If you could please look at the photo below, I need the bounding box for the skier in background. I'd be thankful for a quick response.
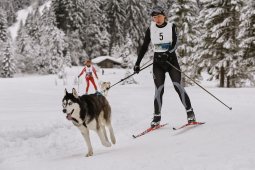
[133,5,196,127]
[78,59,98,94]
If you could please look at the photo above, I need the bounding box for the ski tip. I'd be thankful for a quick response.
[132,135,136,138]
[172,121,205,131]
[196,122,206,125]
[188,121,206,125]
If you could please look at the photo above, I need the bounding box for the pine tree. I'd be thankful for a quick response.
[0,8,8,42]
[0,8,8,74]
[239,0,255,59]
[193,1,217,82]
[70,0,86,32]
[1,42,15,78]
[24,9,41,42]
[52,0,86,33]
[168,0,199,86]
[0,0,16,26]
[37,6,68,74]
[124,0,148,53]
[15,20,39,73]
[81,0,109,58]
[105,0,126,55]
[236,0,255,86]
[100,29,110,56]
[192,1,210,82]
[85,24,105,58]
[196,0,242,87]
[52,0,70,32]
[65,30,84,65]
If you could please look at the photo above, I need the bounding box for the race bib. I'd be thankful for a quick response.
[150,22,173,52]
[154,43,171,51]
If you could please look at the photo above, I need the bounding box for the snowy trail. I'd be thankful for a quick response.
[1,67,255,170]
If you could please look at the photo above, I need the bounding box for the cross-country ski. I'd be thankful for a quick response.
[132,123,168,138]
[172,122,205,131]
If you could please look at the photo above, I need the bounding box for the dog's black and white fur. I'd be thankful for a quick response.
[62,88,116,157]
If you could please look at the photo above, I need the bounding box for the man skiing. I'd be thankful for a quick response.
[133,5,196,128]
[78,60,98,94]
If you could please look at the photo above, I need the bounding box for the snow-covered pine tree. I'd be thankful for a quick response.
[157,0,175,10]
[197,0,243,87]
[168,0,199,86]
[15,20,40,73]
[9,0,31,11]
[50,6,69,71]
[65,30,84,66]
[67,0,86,32]
[222,0,243,88]
[236,0,255,86]
[124,0,148,54]
[192,1,210,82]
[193,2,218,82]
[85,24,105,58]
[52,0,86,33]
[37,6,68,74]
[0,0,17,26]
[52,0,70,32]
[81,0,109,58]
[105,0,126,56]
[0,8,8,42]
[0,8,9,74]
[1,41,15,78]
[24,8,40,42]
[239,0,255,59]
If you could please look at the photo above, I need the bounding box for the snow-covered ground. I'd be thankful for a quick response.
[0,66,255,170]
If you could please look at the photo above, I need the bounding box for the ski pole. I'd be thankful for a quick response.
[106,62,153,91]
[77,77,80,94]
[166,61,232,110]
[77,65,80,94]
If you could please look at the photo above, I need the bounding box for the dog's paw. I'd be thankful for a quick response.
[85,151,93,157]
[103,142,111,147]
[111,138,116,145]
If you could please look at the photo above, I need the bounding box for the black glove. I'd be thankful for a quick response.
[133,65,140,74]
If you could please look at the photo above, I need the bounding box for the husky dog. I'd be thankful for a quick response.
[100,81,111,97]
[62,88,116,157]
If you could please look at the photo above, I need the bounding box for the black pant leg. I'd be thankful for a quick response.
[167,55,192,110]
[153,63,166,114]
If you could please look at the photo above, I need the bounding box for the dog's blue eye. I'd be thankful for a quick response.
[68,102,73,106]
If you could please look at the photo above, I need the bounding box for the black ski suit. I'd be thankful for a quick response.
[135,22,193,114]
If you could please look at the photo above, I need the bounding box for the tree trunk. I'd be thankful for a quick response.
[219,66,225,87]
[108,38,113,56]
[227,76,230,88]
